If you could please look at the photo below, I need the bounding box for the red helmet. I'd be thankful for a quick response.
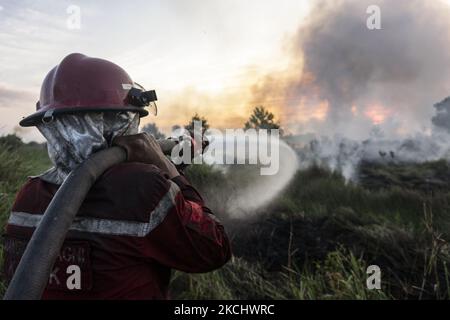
[19,53,157,127]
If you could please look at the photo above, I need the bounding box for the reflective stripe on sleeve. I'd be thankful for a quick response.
[8,181,180,237]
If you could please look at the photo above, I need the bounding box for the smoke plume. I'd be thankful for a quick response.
[252,0,450,137]
[432,97,450,134]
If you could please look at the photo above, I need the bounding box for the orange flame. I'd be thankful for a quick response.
[364,104,391,125]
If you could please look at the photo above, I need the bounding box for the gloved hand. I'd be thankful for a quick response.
[112,132,180,179]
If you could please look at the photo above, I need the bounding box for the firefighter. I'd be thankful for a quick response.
[2,53,232,299]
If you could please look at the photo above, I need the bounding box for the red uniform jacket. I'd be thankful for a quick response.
[2,162,231,299]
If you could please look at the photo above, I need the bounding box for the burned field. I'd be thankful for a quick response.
[175,161,450,300]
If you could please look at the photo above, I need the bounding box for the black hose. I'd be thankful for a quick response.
[4,147,127,300]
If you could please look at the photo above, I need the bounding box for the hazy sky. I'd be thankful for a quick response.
[3,0,450,143]
[0,0,310,141]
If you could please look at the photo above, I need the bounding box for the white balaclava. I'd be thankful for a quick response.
[36,111,140,185]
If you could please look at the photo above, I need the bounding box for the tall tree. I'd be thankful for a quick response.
[185,113,210,134]
[244,106,282,134]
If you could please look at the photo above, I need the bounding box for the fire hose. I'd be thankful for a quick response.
[4,138,183,300]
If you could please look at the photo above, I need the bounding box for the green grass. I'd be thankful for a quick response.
[0,137,51,296]
[171,258,286,300]
[170,249,391,300]
[273,166,450,237]
[1,134,450,299]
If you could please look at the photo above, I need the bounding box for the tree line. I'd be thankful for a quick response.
[141,106,282,139]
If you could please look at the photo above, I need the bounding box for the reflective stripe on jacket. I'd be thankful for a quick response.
[2,162,232,299]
